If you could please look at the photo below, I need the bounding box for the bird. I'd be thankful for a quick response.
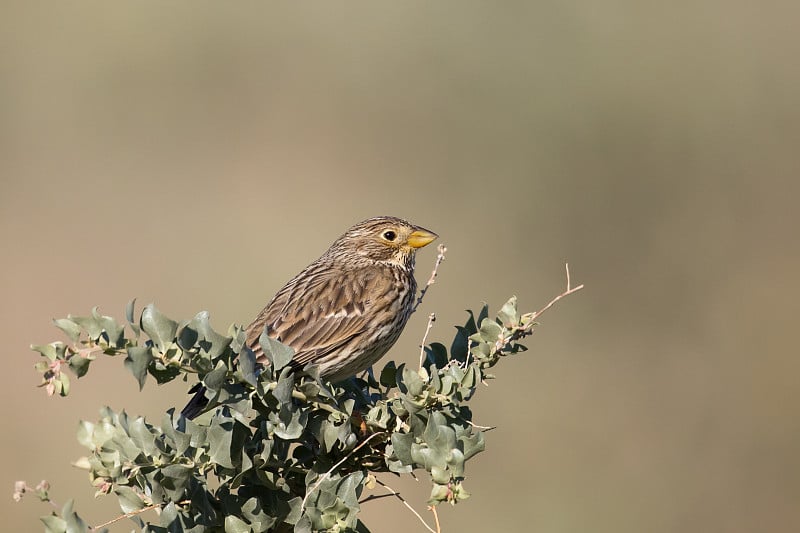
[181,216,438,419]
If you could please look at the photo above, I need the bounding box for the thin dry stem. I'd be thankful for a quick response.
[301,431,386,511]
[91,500,189,530]
[529,263,584,323]
[464,419,496,432]
[428,504,442,533]
[413,244,447,313]
[418,312,436,368]
[374,478,437,533]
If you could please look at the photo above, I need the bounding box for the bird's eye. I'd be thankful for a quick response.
[382,230,397,241]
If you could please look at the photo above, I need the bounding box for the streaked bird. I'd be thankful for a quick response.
[181,216,438,419]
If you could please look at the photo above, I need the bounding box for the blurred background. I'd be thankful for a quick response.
[2,2,798,532]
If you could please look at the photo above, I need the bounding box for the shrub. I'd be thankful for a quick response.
[18,260,581,532]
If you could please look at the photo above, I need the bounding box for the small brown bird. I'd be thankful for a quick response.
[181,216,438,419]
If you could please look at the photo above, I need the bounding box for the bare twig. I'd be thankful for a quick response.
[461,263,583,372]
[528,263,584,323]
[464,419,496,432]
[301,432,386,511]
[413,244,447,313]
[418,312,436,368]
[428,504,442,533]
[91,500,189,530]
[374,478,437,533]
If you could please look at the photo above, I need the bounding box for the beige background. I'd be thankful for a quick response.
[2,2,798,532]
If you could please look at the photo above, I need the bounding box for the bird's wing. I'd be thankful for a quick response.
[245,265,398,367]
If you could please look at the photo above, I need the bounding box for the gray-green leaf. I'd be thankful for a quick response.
[259,332,294,371]
[140,304,178,352]
[124,346,153,390]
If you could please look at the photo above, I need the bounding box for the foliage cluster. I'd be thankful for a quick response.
[24,293,558,532]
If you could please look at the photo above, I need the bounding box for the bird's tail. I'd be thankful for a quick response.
[180,383,210,420]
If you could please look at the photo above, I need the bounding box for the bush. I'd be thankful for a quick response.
[18,266,581,532]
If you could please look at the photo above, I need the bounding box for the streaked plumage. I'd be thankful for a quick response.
[181,216,437,419]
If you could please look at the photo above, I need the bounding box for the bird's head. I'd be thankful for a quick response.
[328,216,438,269]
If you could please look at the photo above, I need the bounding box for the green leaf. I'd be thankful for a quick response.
[428,483,450,504]
[398,364,426,396]
[161,411,192,455]
[159,501,179,528]
[115,486,146,514]
[124,346,153,390]
[239,346,257,386]
[458,365,480,399]
[53,318,81,342]
[272,367,294,405]
[40,515,67,533]
[335,471,365,508]
[285,497,303,525]
[32,343,63,362]
[474,318,503,344]
[259,332,294,371]
[125,298,141,337]
[390,432,414,466]
[496,296,519,327]
[61,499,90,533]
[128,417,159,457]
[471,341,491,360]
[140,304,178,352]
[451,480,471,503]
[364,403,390,431]
[408,412,460,485]
[58,373,70,396]
[430,464,450,485]
[69,311,104,340]
[68,355,92,378]
[76,421,94,449]
[92,307,125,347]
[240,496,275,532]
[160,464,193,500]
[208,419,235,469]
[274,404,306,440]
[319,420,339,452]
[224,515,250,533]
[203,360,229,391]
[294,516,313,533]
[460,430,485,461]
[190,311,232,360]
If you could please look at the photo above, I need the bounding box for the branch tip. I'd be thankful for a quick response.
[419,312,437,369]
[413,244,447,313]
[529,263,584,322]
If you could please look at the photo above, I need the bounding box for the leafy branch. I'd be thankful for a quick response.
[18,259,582,532]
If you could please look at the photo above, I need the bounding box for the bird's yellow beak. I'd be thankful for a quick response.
[406,228,438,249]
